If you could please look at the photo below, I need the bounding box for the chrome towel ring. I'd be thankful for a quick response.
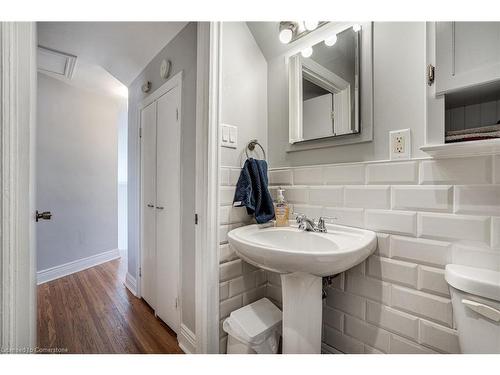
[245,139,266,160]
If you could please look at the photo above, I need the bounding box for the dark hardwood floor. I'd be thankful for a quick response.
[37,256,183,354]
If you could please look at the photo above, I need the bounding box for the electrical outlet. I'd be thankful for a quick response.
[389,129,411,160]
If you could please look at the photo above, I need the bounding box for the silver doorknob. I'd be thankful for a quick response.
[36,210,52,222]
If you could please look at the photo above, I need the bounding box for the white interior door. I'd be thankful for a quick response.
[155,85,181,333]
[140,101,157,309]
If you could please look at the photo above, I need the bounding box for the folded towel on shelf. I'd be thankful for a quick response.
[233,158,275,224]
[445,124,500,143]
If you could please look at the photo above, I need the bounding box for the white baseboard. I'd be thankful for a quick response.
[125,272,138,296]
[37,248,120,285]
[178,324,196,354]
[119,248,127,258]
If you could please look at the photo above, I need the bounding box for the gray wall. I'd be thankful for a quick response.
[128,22,197,332]
[221,22,268,167]
[37,73,124,271]
[267,22,427,167]
[218,22,269,353]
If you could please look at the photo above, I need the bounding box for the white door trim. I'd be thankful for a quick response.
[194,21,221,354]
[0,22,37,351]
[137,71,183,332]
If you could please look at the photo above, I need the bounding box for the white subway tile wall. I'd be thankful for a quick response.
[419,156,492,185]
[366,161,419,184]
[391,185,453,212]
[262,155,498,354]
[494,155,500,184]
[218,167,269,353]
[344,186,391,209]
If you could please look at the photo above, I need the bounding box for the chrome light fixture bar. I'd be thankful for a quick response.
[278,21,328,44]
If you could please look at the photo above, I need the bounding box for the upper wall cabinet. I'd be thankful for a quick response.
[435,22,500,95]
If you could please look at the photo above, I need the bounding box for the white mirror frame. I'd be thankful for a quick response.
[285,22,373,152]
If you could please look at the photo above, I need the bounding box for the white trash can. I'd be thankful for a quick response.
[223,298,282,354]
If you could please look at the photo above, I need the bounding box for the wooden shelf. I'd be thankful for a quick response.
[420,138,500,158]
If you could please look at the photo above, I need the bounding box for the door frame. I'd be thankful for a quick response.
[194,21,221,354]
[0,22,37,350]
[137,70,183,332]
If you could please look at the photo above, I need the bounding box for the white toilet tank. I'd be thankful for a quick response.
[445,264,500,354]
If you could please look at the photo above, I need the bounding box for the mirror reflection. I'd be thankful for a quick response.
[289,25,360,143]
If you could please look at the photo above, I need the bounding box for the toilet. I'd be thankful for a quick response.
[445,264,500,353]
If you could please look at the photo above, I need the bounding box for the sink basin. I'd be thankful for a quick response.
[228,222,377,354]
[228,223,377,276]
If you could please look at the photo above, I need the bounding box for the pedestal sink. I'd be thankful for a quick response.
[228,222,377,354]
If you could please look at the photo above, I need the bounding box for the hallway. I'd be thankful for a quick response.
[37,257,183,354]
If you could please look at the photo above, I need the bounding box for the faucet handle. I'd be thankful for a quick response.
[317,216,338,232]
[294,212,306,223]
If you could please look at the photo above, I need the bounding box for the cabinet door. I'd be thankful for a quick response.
[140,101,158,309]
[436,22,500,94]
[155,85,181,333]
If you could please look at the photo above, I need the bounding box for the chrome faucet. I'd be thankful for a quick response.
[295,213,337,233]
[296,214,317,232]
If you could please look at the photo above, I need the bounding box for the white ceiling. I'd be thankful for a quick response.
[37,22,188,86]
[246,22,289,61]
[40,58,129,99]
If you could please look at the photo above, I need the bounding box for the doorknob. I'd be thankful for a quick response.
[36,210,52,222]
[147,204,154,208]
[156,206,164,210]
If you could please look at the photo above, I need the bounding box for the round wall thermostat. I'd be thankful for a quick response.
[160,59,172,79]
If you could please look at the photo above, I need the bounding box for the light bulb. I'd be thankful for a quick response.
[324,34,338,47]
[352,24,361,32]
[301,47,313,58]
[279,28,293,44]
[303,21,319,31]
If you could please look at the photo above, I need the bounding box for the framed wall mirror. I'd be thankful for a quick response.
[288,23,372,147]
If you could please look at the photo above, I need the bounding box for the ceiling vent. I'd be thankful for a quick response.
[37,46,77,79]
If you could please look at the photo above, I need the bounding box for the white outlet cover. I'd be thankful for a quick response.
[389,129,411,160]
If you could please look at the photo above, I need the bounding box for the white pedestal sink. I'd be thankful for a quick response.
[228,223,377,354]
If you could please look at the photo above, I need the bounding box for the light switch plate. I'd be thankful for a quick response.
[220,123,237,149]
[389,129,411,160]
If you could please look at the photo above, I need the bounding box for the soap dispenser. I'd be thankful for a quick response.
[274,187,290,227]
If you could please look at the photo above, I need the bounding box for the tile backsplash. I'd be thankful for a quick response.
[219,154,500,354]
[218,166,267,353]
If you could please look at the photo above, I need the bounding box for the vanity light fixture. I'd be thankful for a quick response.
[303,21,319,31]
[279,28,293,44]
[352,23,361,32]
[324,34,338,47]
[278,21,327,44]
[279,21,296,44]
[301,47,313,58]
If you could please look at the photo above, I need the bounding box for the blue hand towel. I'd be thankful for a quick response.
[233,158,275,224]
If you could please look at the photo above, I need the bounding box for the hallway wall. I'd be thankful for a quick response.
[118,105,128,252]
[36,73,126,274]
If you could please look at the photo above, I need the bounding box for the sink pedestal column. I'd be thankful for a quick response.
[280,272,322,354]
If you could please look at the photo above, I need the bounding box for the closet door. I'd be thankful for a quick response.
[155,85,181,333]
[140,101,157,309]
